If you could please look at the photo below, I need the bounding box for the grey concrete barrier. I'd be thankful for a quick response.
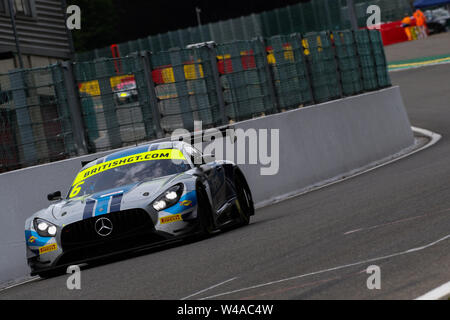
[231,86,414,206]
[0,86,414,286]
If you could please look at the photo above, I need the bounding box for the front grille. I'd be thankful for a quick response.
[61,209,153,252]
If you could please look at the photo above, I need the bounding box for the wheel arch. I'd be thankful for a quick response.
[232,166,255,216]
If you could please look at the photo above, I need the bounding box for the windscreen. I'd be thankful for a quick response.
[67,149,190,199]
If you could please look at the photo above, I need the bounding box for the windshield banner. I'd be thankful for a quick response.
[72,149,186,186]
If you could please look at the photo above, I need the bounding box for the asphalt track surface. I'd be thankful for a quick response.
[1,63,450,300]
[384,32,450,62]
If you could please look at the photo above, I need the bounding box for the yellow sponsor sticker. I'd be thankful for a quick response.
[159,214,182,225]
[180,200,192,207]
[39,243,58,255]
[72,149,186,187]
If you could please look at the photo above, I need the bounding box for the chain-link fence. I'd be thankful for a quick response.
[0,28,390,173]
[216,39,275,121]
[266,34,313,111]
[75,0,412,62]
[151,47,221,133]
[73,56,159,152]
[0,65,76,173]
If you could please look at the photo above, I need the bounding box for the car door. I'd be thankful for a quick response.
[185,145,227,213]
[204,162,227,213]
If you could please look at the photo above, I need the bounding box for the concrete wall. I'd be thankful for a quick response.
[233,86,414,206]
[0,86,414,285]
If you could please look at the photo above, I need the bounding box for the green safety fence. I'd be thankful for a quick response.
[368,29,391,88]
[75,0,411,62]
[266,34,313,110]
[0,65,75,173]
[151,47,221,133]
[0,28,391,173]
[216,40,274,121]
[73,56,157,152]
[304,31,342,103]
[354,29,378,91]
[333,30,363,96]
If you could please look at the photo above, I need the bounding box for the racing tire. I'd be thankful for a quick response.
[233,170,254,226]
[196,184,215,237]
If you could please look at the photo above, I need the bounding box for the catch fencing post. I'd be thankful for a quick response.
[352,30,365,93]
[8,70,37,165]
[60,61,88,155]
[295,33,316,105]
[206,43,228,125]
[367,30,381,89]
[169,49,194,131]
[330,31,344,98]
[141,51,164,138]
[257,36,279,114]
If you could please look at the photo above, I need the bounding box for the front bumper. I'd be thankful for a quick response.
[27,207,199,275]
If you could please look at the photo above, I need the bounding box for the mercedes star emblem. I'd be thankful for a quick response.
[95,217,113,236]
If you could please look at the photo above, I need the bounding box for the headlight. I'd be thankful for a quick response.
[34,218,58,237]
[152,184,183,211]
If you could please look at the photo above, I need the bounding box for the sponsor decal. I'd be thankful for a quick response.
[25,230,50,247]
[180,200,193,207]
[71,149,186,188]
[39,243,58,255]
[165,191,197,214]
[94,195,111,217]
[160,214,182,224]
[82,188,129,220]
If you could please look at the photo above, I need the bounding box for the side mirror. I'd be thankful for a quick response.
[192,167,204,177]
[47,191,62,201]
[192,164,212,177]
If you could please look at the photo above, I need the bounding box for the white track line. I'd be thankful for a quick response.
[256,126,442,209]
[198,234,450,300]
[180,277,238,300]
[0,277,40,292]
[389,60,450,73]
[416,281,450,300]
[1,127,442,292]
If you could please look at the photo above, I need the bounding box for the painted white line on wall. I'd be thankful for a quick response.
[416,281,450,300]
[180,277,238,300]
[198,234,450,300]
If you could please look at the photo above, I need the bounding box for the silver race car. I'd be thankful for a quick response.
[24,141,254,278]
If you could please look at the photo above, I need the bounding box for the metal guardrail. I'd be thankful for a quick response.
[0,29,390,173]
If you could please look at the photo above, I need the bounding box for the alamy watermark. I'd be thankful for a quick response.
[171,121,280,176]
[66,265,81,290]
[66,5,81,30]
[366,5,381,30]
[366,265,381,290]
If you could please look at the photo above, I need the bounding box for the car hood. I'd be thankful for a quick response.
[46,174,182,225]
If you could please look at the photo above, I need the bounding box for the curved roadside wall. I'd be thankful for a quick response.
[0,86,414,286]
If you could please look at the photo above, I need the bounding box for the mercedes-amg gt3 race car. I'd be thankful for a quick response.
[25,141,254,278]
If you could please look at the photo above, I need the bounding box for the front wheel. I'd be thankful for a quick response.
[196,185,215,236]
[234,171,254,226]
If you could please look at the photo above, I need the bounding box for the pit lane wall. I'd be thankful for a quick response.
[0,86,414,285]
